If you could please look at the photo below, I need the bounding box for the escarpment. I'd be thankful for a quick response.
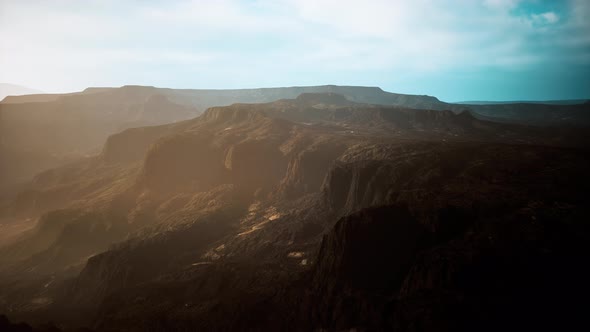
[277,138,349,198]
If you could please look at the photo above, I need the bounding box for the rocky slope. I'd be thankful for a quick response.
[0,93,588,331]
[2,84,588,195]
[0,84,451,195]
[69,141,590,332]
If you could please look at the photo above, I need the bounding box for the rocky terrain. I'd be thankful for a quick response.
[0,84,442,194]
[0,90,588,331]
[3,85,588,196]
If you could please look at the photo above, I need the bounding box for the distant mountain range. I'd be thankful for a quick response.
[1,84,455,111]
[3,84,588,125]
[1,84,589,194]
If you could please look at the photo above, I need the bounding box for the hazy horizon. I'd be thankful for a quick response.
[1,0,589,102]
[3,82,590,105]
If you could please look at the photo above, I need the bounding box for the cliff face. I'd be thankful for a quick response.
[308,205,431,330]
[302,142,590,331]
[305,200,590,331]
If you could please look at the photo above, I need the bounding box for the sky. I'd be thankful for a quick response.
[0,0,589,102]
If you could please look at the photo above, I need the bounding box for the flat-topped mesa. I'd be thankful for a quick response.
[82,87,114,93]
[295,92,352,105]
[82,85,156,93]
[61,85,162,105]
[412,94,440,103]
[201,104,267,124]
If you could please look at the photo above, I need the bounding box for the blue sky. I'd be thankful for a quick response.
[0,0,588,101]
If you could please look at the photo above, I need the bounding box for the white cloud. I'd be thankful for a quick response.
[0,0,586,93]
[532,12,559,25]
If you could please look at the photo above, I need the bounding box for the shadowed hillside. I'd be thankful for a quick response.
[0,93,588,331]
